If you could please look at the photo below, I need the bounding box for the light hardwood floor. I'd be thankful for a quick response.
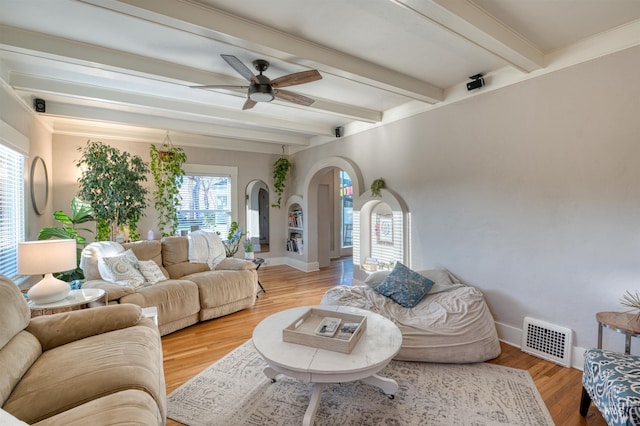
[162,258,606,426]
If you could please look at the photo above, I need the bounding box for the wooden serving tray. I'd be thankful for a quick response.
[282,307,367,354]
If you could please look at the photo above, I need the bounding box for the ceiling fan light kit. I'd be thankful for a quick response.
[249,84,275,102]
[192,55,322,110]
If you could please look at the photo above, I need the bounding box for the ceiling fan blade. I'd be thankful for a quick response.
[242,98,257,110]
[221,54,259,84]
[190,85,249,90]
[271,70,322,88]
[274,89,315,106]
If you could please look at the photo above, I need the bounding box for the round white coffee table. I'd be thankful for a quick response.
[252,305,402,426]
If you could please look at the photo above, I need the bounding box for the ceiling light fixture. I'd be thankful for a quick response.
[249,84,275,102]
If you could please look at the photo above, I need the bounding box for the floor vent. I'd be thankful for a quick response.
[521,317,572,367]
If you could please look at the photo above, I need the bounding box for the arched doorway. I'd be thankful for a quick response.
[300,157,363,270]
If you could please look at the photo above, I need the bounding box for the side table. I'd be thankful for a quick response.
[29,288,107,317]
[142,306,159,326]
[252,258,266,296]
[596,311,640,354]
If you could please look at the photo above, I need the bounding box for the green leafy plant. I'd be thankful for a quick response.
[150,142,187,237]
[37,197,94,281]
[222,221,243,257]
[371,178,386,197]
[76,140,149,241]
[244,237,254,253]
[272,157,292,208]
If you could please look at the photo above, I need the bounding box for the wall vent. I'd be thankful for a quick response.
[521,317,572,367]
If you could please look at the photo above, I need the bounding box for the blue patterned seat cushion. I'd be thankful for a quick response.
[583,348,640,426]
[372,262,434,308]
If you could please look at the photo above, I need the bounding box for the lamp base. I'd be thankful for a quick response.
[27,273,70,304]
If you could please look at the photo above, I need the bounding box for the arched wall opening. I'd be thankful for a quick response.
[352,189,410,281]
[295,157,410,277]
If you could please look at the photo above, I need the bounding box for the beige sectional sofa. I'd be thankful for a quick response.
[0,275,166,425]
[81,236,259,336]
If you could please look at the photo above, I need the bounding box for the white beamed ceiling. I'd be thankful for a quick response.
[1,0,639,153]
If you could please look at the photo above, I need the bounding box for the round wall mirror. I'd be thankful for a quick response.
[30,156,48,215]
[246,180,270,253]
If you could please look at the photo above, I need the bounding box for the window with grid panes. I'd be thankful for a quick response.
[177,172,233,238]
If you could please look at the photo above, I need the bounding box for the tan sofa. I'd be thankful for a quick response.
[81,236,259,336]
[0,275,166,425]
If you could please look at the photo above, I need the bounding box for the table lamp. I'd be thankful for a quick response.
[18,239,77,304]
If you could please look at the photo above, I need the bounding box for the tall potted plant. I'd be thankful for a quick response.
[150,138,187,237]
[76,140,149,241]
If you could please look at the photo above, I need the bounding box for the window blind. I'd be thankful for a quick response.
[177,174,232,237]
[0,143,25,278]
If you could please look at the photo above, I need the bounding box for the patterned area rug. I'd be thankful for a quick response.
[167,340,554,426]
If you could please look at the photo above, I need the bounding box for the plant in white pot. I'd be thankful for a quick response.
[244,236,255,260]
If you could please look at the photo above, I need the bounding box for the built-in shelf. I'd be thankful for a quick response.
[287,203,304,255]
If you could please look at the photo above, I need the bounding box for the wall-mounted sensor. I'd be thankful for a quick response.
[466,73,485,91]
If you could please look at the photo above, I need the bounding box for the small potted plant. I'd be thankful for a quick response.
[244,237,255,260]
[371,178,385,197]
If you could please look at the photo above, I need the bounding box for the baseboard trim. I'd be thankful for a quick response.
[265,256,319,272]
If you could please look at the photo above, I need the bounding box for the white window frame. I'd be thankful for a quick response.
[0,119,29,280]
[179,164,238,234]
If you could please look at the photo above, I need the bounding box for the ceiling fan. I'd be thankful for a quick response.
[191,54,322,110]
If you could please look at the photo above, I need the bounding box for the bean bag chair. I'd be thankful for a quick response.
[320,267,501,363]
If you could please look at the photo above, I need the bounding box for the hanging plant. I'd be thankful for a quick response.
[371,178,386,197]
[150,134,187,237]
[272,156,292,208]
[76,140,149,241]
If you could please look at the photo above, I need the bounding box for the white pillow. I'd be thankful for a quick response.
[102,249,145,288]
[80,241,125,282]
[138,260,167,285]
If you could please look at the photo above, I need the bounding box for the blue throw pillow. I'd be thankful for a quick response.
[373,262,435,308]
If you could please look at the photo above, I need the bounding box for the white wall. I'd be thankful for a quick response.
[0,81,54,240]
[51,134,287,260]
[292,46,640,358]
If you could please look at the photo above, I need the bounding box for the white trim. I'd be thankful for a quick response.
[183,164,238,223]
[0,119,29,155]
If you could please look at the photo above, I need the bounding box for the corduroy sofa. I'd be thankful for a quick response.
[81,236,259,336]
[0,275,166,425]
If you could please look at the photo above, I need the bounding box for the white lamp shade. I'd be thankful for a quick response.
[18,239,77,275]
[18,239,77,304]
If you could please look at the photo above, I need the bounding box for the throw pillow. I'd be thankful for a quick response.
[364,268,461,294]
[102,249,145,288]
[372,262,435,308]
[138,260,168,284]
[86,241,125,282]
[363,270,390,286]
